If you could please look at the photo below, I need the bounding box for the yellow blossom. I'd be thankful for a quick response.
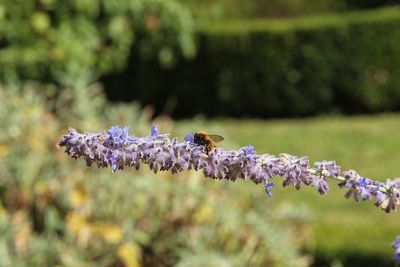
[0,143,8,157]
[93,224,123,244]
[117,243,141,267]
[69,186,87,208]
[65,213,88,235]
[193,204,213,223]
[65,213,91,247]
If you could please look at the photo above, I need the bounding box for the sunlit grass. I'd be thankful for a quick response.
[173,113,400,263]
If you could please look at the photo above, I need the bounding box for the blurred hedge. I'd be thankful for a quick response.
[104,6,400,117]
[180,0,396,21]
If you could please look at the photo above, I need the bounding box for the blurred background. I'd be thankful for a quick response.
[1,0,400,266]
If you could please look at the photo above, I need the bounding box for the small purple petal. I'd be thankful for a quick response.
[393,236,400,264]
[240,145,254,155]
[150,125,159,137]
[184,133,194,143]
[312,178,329,195]
[374,179,400,213]
[280,154,310,190]
[264,181,275,198]
[108,152,119,173]
[106,126,129,147]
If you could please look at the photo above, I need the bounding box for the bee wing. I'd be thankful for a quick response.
[208,135,224,143]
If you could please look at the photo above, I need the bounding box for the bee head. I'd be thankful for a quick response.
[193,132,203,143]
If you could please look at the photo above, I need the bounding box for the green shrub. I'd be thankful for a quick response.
[0,77,311,266]
[0,0,195,83]
[105,7,400,117]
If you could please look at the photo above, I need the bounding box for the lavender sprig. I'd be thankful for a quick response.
[58,125,400,263]
[58,125,398,210]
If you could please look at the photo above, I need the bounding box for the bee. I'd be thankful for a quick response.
[193,131,224,154]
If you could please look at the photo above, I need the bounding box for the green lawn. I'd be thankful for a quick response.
[174,114,400,266]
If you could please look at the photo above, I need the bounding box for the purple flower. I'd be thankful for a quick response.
[249,154,281,184]
[170,145,190,172]
[392,236,400,263]
[150,125,159,137]
[338,170,377,202]
[393,253,400,263]
[108,152,119,173]
[280,153,310,190]
[241,145,254,156]
[107,126,129,147]
[358,177,374,200]
[374,179,400,213]
[312,178,329,195]
[184,133,194,143]
[315,161,340,178]
[264,181,275,198]
[309,161,340,195]
[393,236,400,250]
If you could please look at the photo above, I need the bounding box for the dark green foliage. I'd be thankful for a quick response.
[345,0,397,10]
[180,0,396,20]
[104,7,400,117]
